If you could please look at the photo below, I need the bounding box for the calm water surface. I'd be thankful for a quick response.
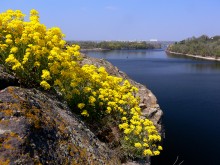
[85,50,220,165]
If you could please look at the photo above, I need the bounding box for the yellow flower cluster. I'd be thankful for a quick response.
[119,114,163,156]
[0,9,80,87]
[0,9,162,157]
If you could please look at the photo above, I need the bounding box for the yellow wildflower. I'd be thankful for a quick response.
[143,149,153,156]
[89,96,96,105]
[153,151,160,156]
[34,61,40,67]
[124,128,131,134]
[5,39,13,44]
[106,107,111,114]
[41,70,51,80]
[12,62,23,70]
[40,81,51,90]
[121,117,127,121]
[10,47,18,53]
[158,146,163,150]
[81,110,89,117]
[124,136,129,141]
[134,143,142,148]
[78,103,85,109]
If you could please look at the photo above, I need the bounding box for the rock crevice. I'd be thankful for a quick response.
[0,65,19,90]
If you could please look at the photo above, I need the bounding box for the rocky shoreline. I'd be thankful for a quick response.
[166,50,220,61]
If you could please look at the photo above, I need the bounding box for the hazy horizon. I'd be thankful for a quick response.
[1,0,220,41]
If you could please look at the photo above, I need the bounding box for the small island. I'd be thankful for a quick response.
[67,40,161,51]
[167,35,220,61]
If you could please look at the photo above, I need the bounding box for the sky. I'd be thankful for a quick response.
[1,0,220,41]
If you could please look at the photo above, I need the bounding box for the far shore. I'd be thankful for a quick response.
[80,48,163,52]
[166,50,220,62]
[80,48,109,52]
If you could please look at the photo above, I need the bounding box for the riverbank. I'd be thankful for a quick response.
[80,48,109,52]
[166,50,220,61]
[68,40,161,51]
[80,48,161,52]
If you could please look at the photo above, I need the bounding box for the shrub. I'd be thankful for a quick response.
[0,9,162,158]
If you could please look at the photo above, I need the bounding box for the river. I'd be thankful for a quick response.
[84,49,220,165]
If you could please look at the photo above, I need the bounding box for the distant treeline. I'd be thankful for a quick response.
[167,35,220,57]
[67,41,161,50]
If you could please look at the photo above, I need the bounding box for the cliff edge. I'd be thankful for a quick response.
[0,54,163,164]
[81,54,163,132]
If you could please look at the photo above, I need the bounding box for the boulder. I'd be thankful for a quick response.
[0,86,120,164]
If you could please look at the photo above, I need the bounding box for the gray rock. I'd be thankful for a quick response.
[0,64,19,90]
[0,87,120,164]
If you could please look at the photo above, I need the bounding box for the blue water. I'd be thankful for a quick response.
[84,50,220,165]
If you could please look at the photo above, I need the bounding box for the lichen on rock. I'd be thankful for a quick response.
[0,86,120,164]
[0,54,163,165]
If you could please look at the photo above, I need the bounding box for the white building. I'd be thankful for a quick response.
[150,39,158,42]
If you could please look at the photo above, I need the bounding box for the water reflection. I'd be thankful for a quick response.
[85,49,220,72]
[85,49,220,165]
[187,62,220,71]
[83,49,164,59]
[166,52,220,71]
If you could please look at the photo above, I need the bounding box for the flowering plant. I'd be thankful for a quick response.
[0,9,162,158]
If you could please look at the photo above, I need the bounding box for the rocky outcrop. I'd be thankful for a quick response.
[81,54,163,132]
[0,86,120,164]
[81,54,163,165]
[0,54,163,165]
